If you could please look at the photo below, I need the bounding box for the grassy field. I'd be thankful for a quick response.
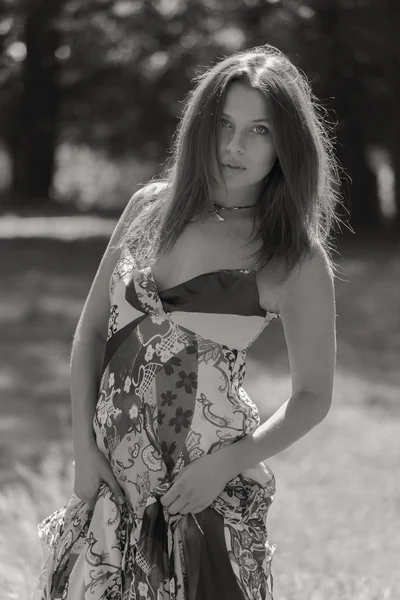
[0,219,399,600]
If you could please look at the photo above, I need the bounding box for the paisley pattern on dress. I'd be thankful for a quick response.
[33,244,280,600]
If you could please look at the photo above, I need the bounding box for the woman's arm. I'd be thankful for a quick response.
[70,328,109,453]
[70,185,152,454]
[219,244,337,476]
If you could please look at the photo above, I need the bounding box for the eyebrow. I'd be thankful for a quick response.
[221,112,270,124]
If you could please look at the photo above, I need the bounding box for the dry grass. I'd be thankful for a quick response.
[0,226,399,600]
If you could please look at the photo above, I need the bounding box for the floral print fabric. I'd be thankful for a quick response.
[33,245,279,600]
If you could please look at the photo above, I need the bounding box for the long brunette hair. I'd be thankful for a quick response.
[117,44,343,283]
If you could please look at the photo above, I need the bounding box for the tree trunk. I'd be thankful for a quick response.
[392,104,400,235]
[385,0,400,235]
[317,2,381,232]
[7,1,63,205]
[334,84,382,230]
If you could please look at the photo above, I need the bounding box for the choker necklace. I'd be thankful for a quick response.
[209,201,259,222]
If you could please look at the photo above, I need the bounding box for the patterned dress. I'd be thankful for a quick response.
[34,243,280,600]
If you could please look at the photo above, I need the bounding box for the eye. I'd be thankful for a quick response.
[252,125,269,135]
[219,118,231,128]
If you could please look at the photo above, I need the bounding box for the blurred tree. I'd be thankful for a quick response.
[0,0,283,203]
[384,0,400,233]
[318,0,382,231]
[0,0,397,235]
[1,0,66,204]
[283,0,388,232]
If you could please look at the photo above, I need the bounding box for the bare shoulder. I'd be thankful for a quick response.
[280,244,335,313]
[127,179,168,209]
[257,244,335,316]
[141,179,168,199]
[114,180,167,241]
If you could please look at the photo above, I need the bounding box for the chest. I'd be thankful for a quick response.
[150,218,282,314]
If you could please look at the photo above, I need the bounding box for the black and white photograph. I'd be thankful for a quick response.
[0,1,399,599]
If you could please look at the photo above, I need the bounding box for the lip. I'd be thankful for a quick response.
[222,163,246,170]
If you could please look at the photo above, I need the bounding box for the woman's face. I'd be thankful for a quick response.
[216,81,277,191]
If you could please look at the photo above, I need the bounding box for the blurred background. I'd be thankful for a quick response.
[0,1,399,599]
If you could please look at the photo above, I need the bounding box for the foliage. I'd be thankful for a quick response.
[0,0,399,229]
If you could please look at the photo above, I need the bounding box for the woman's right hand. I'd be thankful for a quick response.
[73,445,126,510]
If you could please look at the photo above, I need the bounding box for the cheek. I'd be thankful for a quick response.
[250,142,276,175]
[217,131,228,154]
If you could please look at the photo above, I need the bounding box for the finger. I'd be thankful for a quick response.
[168,497,193,515]
[161,486,181,507]
[179,502,204,515]
[101,472,125,505]
[189,505,205,515]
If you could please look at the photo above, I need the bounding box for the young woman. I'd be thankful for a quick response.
[34,44,339,600]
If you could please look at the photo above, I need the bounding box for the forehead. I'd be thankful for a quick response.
[222,81,269,119]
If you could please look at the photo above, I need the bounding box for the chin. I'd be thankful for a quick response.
[224,177,263,191]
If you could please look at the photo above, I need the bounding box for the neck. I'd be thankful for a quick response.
[201,204,259,226]
[211,181,263,209]
[212,204,258,221]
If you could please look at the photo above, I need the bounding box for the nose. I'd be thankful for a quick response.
[225,130,246,155]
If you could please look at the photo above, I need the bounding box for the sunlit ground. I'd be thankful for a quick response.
[0,200,399,597]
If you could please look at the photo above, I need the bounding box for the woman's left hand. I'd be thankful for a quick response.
[160,449,236,515]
